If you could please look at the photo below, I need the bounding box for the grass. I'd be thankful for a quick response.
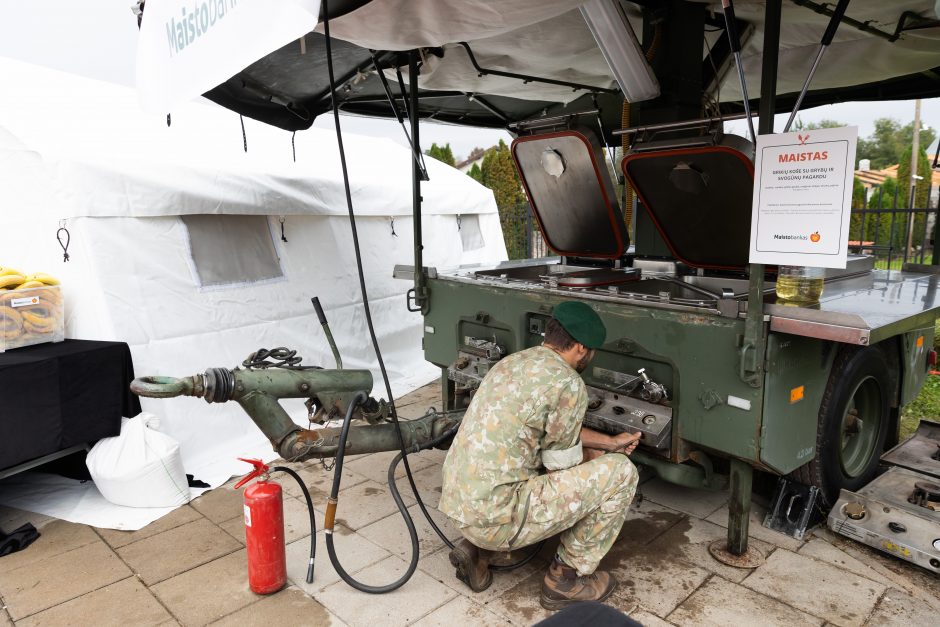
[898,320,940,441]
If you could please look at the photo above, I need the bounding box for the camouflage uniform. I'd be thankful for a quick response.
[440,345,638,576]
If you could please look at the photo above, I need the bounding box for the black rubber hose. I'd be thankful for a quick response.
[325,392,420,593]
[270,465,317,584]
[386,424,545,572]
[321,0,444,584]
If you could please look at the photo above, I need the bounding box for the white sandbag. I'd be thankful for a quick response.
[85,413,191,508]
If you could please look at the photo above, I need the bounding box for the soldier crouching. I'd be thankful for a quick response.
[439,301,640,610]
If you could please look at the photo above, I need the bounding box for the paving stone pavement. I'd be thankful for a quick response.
[0,382,937,626]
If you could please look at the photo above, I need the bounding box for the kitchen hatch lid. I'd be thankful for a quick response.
[511,128,628,259]
[622,134,754,270]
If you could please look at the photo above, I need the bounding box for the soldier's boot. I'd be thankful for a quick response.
[539,557,617,610]
[448,539,493,592]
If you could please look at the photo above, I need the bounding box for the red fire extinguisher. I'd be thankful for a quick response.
[235,458,286,595]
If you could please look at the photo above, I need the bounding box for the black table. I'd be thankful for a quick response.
[0,339,140,475]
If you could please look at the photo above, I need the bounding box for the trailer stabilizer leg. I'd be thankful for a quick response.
[708,458,765,568]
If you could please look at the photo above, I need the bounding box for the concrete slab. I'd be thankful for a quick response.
[639,478,729,520]
[210,585,346,626]
[357,504,461,561]
[190,487,246,524]
[416,544,548,607]
[277,462,368,500]
[0,608,13,627]
[630,609,676,627]
[316,555,457,627]
[0,506,53,534]
[219,495,314,545]
[704,498,805,552]
[668,575,822,626]
[394,383,441,420]
[619,500,687,546]
[864,587,939,626]
[411,594,509,626]
[642,516,777,584]
[343,450,437,487]
[742,549,886,627]
[604,527,712,618]
[286,526,392,593]
[798,538,892,586]
[117,518,241,586]
[323,480,416,531]
[0,519,99,574]
[398,463,444,509]
[809,528,940,607]
[16,576,173,627]
[474,568,554,625]
[97,505,203,549]
[151,549,256,626]
[0,539,130,620]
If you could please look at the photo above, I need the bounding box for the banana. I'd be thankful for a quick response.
[23,318,55,335]
[21,309,52,326]
[27,272,60,286]
[0,305,24,340]
[0,274,25,289]
[16,280,46,290]
[0,267,23,278]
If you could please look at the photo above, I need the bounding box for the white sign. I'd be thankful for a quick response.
[136,0,321,113]
[748,126,858,269]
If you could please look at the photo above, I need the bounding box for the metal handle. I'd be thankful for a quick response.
[130,376,187,398]
[312,297,327,325]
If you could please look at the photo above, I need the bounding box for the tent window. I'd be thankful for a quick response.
[182,215,283,287]
[459,214,485,251]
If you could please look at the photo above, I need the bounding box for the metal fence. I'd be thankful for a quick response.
[502,184,940,266]
[848,183,939,268]
[500,202,549,260]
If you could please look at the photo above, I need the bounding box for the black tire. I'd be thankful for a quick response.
[790,345,892,507]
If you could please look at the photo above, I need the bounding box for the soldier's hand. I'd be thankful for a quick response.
[612,431,641,455]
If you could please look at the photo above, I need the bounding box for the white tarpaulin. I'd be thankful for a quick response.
[0,59,506,528]
[137,0,321,112]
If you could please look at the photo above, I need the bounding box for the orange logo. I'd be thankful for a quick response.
[810,232,821,243]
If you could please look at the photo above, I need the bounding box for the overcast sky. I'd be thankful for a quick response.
[1,1,937,162]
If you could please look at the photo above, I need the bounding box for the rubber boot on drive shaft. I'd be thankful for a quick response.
[540,556,617,610]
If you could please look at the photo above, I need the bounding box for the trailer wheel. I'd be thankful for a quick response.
[790,345,891,507]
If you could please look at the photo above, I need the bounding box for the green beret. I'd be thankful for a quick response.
[552,301,606,349]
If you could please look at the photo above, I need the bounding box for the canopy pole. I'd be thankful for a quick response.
[410,50,429,315]
[722,0,783,566]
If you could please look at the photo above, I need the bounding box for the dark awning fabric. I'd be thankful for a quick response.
[182,1,940,134]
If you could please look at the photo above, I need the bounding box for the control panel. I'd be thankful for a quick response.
[582,385,672,449]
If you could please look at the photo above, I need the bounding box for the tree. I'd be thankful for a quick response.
[468,162,483,183]
[855,118,937,171]
[481,139,528,258]
[793,118,846,131]
[425,142,456,167]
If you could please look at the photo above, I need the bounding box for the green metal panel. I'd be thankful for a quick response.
[423,278,765,462]
[759,334,835,474]
[900,326,935,405]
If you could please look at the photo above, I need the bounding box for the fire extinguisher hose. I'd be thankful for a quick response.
[269,465,318,584]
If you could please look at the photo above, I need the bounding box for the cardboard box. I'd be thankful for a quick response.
[0,285,64,352]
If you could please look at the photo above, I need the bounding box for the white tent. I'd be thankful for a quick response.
[0,59,506,494]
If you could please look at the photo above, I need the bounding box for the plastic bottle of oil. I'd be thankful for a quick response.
[775,266,825,303]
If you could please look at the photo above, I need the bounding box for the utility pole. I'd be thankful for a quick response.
[906,98,921,262]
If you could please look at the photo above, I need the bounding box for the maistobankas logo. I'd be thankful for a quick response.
[166,0,239,56]
[773,231,821,242]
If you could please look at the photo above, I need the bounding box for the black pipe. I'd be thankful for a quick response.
[269,465,318,584]
[458,42,618,95]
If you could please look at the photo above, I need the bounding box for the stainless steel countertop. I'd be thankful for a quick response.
[766,270,940,345]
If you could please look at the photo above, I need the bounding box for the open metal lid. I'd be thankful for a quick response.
[512,128,628,259]
[622,135,754,270]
